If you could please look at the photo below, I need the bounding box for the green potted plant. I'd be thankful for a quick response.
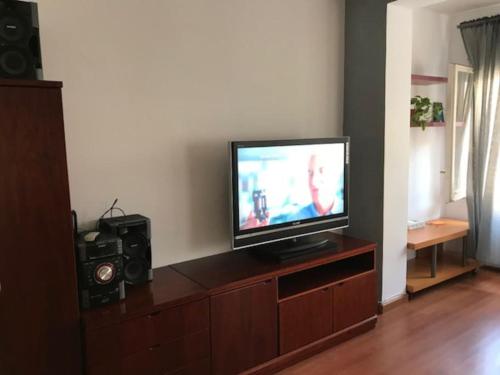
[411,95,433,130]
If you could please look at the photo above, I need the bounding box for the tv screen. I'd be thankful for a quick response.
[231,138,349,249]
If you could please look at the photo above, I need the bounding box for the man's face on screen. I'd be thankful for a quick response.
[308,154,336,215]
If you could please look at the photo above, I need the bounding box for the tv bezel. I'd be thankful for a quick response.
[230,137,350,250]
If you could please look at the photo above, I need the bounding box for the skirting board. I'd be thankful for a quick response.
[244,316,377,375]
[377,293,408,314]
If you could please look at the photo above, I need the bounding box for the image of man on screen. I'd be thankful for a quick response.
[241,151,342,229]
[300,153,338,216]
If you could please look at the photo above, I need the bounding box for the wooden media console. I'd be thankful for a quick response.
[81,233,377,375]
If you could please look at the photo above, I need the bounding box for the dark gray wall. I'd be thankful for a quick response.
[344,0,391,301]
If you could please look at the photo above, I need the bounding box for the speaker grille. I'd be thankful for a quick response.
[0,47,29,76]
[124,258,149,284]
[122,232,148,257]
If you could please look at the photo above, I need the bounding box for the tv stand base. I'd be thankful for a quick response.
[253,234,338,261]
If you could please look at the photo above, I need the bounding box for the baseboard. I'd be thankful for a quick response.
[377,293,408,314]
[479,264,498,272]
[244,316,377,375]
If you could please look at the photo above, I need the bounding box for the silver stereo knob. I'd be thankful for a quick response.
[95,263,115,284]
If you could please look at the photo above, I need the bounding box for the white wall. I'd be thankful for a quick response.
[37,0,346,267]
[383,0,500,302]
[444,3,500,220]
[408,9,449,223]
[383,3,412,303]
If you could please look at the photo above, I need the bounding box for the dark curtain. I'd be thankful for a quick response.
[459,15,500,265]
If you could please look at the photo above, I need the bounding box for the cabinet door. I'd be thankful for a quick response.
[155,298,209,343]
[333,271,377,332]
[121,346,161,375]
[87,346,161,375]
[166,358,210,375]
[162,329,210,373]
[211,279,278,375]
[85,314,156,366]
[279,287,332,354]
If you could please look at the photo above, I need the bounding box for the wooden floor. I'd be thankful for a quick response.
[279,268,500,375]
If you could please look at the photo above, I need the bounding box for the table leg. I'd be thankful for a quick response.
[431,245,437,278]
[437,243,444,259]
[462,236,467,267]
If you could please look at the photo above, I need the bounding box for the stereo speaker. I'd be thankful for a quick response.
[76,231,125,309]
[0,0,42,79]
[99,214,153,286]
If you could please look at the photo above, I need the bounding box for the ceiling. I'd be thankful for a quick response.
[426,0,500,14]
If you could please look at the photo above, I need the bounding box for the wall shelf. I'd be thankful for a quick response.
[410,121,446,128]
[411,74,448,85]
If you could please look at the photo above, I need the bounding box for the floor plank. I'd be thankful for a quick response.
[278,268,500,375]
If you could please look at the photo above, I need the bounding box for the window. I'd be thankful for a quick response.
[449,64,473,201]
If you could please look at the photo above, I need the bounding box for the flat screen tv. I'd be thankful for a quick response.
[230,137,349,257]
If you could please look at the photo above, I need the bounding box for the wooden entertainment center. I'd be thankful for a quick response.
[82,233,377,375]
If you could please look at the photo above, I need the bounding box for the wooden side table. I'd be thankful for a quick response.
[406,218,479,294]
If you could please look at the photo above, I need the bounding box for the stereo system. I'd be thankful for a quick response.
[74,214,153,309]
[99,214,153,286]
[76,231,125,309]
[0,0,43,80]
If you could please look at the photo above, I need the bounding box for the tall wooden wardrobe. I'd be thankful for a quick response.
[0,80,81,375]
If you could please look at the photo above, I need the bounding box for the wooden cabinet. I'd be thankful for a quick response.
[162,330,210,373]
[82,267,210,375]
[87,347,161,375]
[333,271,377,332]
[278,270,377,356]
[171,234,378,374]
[279,287,332,354]
[85,314,157,366]
[85,299,210,375]
[121,348,162,375]
[0,80,81,375]
[156,298,209,342]
[84,289,214,375]
[167,359,211,375]
[211,279,278,375]
[83,234,378,375]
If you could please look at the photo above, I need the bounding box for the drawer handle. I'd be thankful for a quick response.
[148,311,161,319]
[148,345,160,351]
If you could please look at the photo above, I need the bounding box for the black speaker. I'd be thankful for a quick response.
[76,231,125,309]
[99,214,153,286]
[0,0,42,80]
